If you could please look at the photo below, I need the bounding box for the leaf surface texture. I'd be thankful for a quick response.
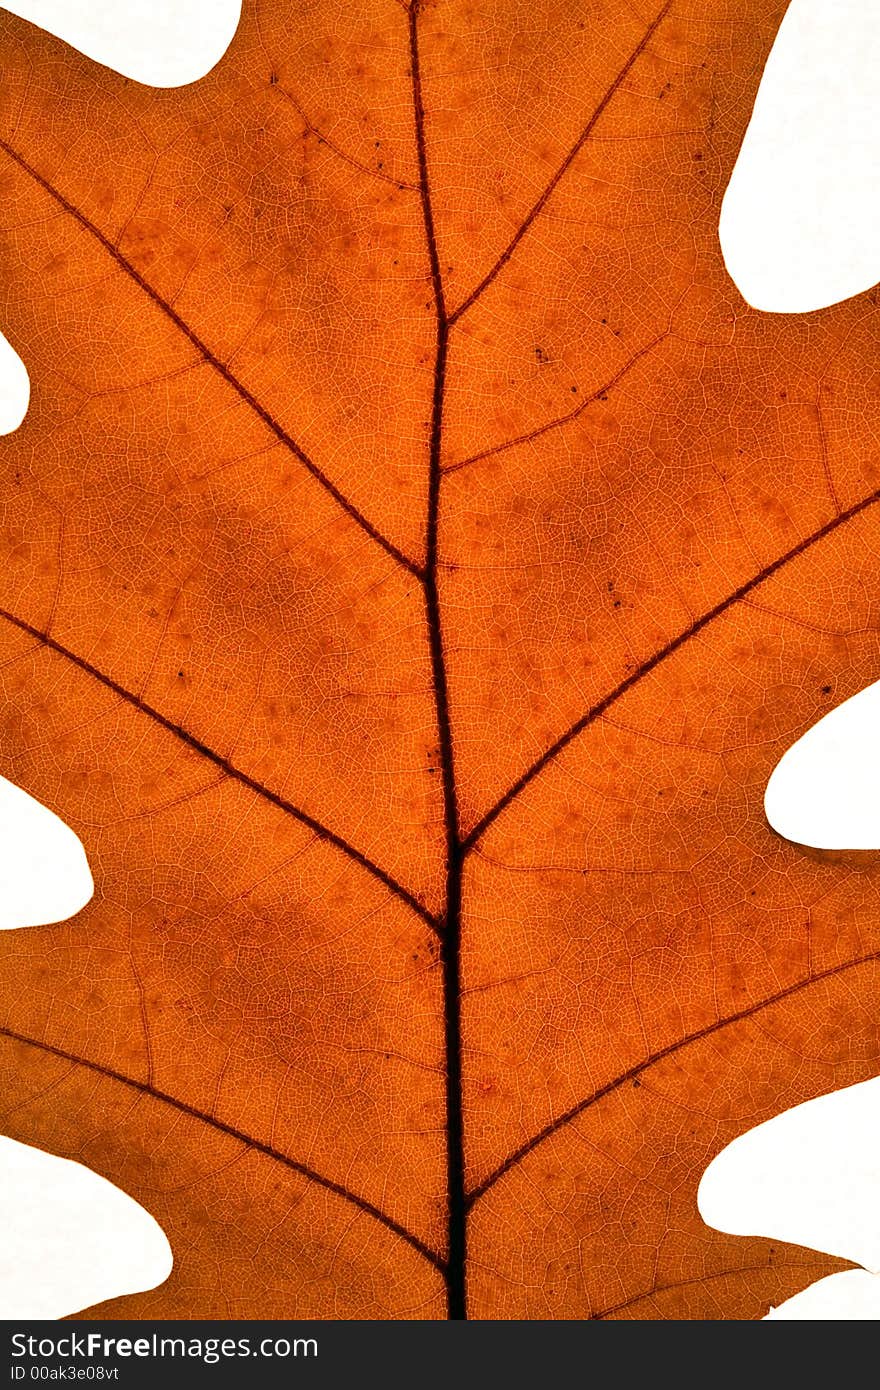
[0,0,875,1319]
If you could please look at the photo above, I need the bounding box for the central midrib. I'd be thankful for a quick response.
[408,0,675,1322]
[408,0,468,1319]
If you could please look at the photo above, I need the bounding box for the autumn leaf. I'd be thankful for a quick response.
[0,0,877,1320]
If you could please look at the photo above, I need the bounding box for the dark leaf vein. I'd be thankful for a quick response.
[0,1024,444,1271]
[468,946,880,1205]
[0,606,440,933]
[0,137,419,577]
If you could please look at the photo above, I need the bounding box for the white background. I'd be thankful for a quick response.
[1,0,879,1322]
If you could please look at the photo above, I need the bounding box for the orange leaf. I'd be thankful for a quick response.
[0,0,874,1319]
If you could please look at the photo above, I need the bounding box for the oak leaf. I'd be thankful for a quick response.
[0,0,876,1319]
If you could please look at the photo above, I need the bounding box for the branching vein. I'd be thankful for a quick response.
[0,606,440,934]
[0,137,419,577]
[0,1024,444,1270]
[467,945,880,1205]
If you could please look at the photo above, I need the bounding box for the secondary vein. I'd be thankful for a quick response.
[0,606,441,934]
[0,1024,444,1270]
[0,137,419,578]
